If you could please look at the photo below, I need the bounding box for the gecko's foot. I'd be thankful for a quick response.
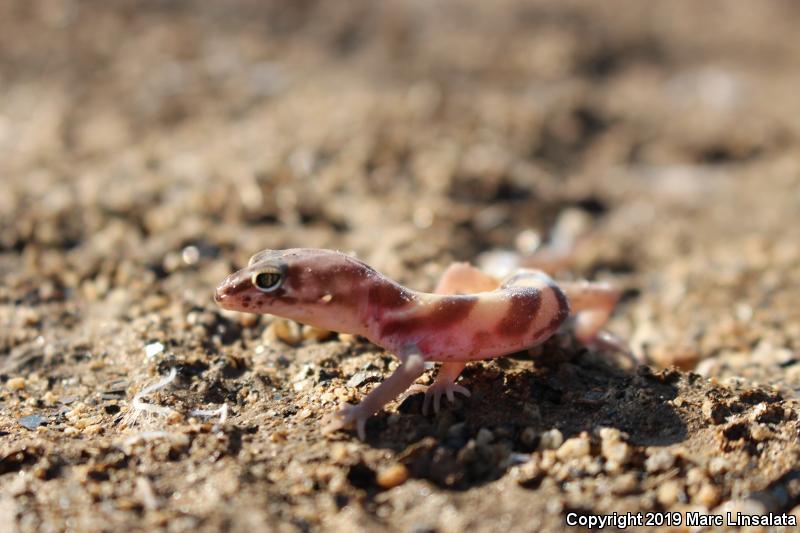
[408,382,471,415]
[322,403,370,441]
[586,330,643,367]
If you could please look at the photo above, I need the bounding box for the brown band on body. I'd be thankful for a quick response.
[470,330,494,356]
[368,279,415,309]
[380,295,478,337]
[283,257,372,308]
[549,281,570,323]
[531,282,570,339]
[494,288,542,337]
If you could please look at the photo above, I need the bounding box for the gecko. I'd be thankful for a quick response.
[214,248,630,440]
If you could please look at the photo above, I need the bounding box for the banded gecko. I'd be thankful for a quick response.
[215,248,629,439]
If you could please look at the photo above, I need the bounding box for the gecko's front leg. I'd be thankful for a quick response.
[322,349,426,440]
[405,263,499,414]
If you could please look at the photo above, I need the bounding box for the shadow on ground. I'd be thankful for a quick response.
[356,349,686,490]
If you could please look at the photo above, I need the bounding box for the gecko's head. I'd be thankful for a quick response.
[214,248,375,324]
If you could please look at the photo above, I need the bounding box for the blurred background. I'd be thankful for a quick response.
[2,1,800,531]
[2,0,799,367]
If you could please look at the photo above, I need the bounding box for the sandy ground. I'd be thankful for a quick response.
[2,1,800,531]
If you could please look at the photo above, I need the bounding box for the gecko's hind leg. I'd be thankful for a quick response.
[558,281,640,365]
[434,262,500,294]
[323,352,425,440]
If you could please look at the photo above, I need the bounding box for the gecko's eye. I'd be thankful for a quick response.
[251,270,283,292]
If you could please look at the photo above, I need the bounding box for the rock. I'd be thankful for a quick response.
[346,371,381,388]
[302,325,335,342]
[645,449,676,473]
[695,483,720,507]
[476,428,494,447]
[708,457,731,476]
[601,439,631,466]
[657,480,684,506]
[144,342,165,359]
[611,473,639,495]
[556,436,590,461]
[19,415,45,430]
[271,319,303,345]
[376,464,409,489]
[7,377,26,391]
[539,429,564,450]
[650,344,701,370]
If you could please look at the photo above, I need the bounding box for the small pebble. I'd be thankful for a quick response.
[145,342,165,359]
[376,464,409,489]
[601,440,631,466]
[83,424,103,436]
[7,377,26,391]
[19,415,45,430]
[166,411,184,424]
[749,423,772,441]
[238,313,259,328]
[611,473,639,495]
[302,325,335,342]
[716,498,766,517]
[347,371,380,388]
[708,456,731,475]
[514,229,542,254]
[271,319,303,345]
[695,483,720,507]
[645,449,676,473]
[686,467,708,486]
[657,480,683,506]
[539,429,564,450]
[476,428,494,447]
[181,245,200,265]
[270,430,288,443]
[447,422,468,441]
[556,436,590,461]
[650,344,701,370]
[42,391,57,406]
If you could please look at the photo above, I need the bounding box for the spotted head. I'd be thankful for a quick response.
[214,248,397,334]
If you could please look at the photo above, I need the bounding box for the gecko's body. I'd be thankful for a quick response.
[215,248,627,439]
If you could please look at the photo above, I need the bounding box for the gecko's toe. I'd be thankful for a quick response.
[322,404,370,440]
[422,383,471,415]
[588,330,643,367]
[450,384,471,400]
[355,417,367,441]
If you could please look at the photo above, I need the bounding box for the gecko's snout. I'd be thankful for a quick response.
[214,281,230,306]
[214,271,249,308]
[213,286,226,304]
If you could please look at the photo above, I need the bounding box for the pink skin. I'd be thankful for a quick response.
[215,248,629,440]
